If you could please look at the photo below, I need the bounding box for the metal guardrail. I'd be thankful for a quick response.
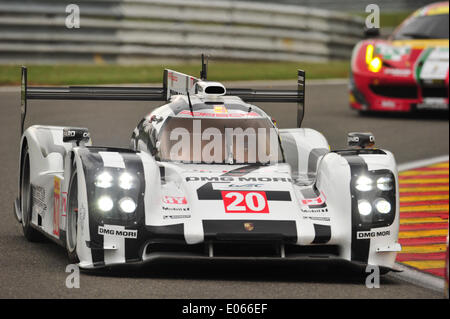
[0,0,365,63]
[239,0,434,12]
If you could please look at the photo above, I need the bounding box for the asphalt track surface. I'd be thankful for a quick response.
[0,81,448,299]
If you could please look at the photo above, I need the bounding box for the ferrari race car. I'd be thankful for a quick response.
[350,1,449,113]
[15,58,401,271]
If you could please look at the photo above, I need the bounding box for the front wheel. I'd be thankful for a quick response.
[66,169,80,263]
[21,147,44,242]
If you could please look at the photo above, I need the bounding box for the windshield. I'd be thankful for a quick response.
[393,14,449,40]
[159,117,283,164]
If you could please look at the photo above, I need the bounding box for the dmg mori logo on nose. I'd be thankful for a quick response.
[244,222,254,232]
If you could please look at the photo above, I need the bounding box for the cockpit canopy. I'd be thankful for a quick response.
[158,116,282,165]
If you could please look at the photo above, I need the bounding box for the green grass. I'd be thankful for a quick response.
[0,61,350,86]
[379,12,411,28]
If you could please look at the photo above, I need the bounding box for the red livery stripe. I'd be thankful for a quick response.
[400,191,449,196]
[400,223,449,231]
[422,268,445,277]
[400,200,449,206]
[399,236,447,246]
[400,211,449,218]
[400,183,448,188]
[399,174,449,179]
[396,252,446,261]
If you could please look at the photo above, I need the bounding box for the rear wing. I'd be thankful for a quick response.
[226,70,305,128]
[20,59,305,134]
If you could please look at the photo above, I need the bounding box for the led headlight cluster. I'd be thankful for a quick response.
[355,175,393,192]
[98,196,114,212]
[374,198,392,214]
[354,171,396,227]
[95,171,113,188]
[357,198,392,216]
[118,197,137,213]
[94,170,139,215]
[95,171,136,190]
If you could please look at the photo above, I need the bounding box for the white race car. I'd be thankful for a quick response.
[15,58,401,271]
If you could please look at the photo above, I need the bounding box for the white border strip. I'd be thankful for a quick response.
[398,155,449,172]
[392,154,449,294]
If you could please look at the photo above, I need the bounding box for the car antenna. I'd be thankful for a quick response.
[187,90,194,116]
[200,54,208,81]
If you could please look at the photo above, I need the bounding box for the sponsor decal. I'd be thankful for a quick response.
[98,226,138,239]
[161,195,190,216]
[222,191,269,213]
[162,195,187,205]
[375,44,410,62]
[179,110,260,118]
[162,206,190,212]
[416,47,449,81]
[188,169,230,174]
[78,203,87,235]
[163,214,191,220]
[300,207,329,213]
[381,100,396,108]
[168,72,178,82]
[417,98,448,110]
[300,191,328,215]
[61,192,67,217]
[301,192,326,207]
[384,68,411,76]
[214,106,228,113]
[357,230,390,239]
[227,183,263,188]
[53,177,61,236]
[244,222,255,232]
[63,129,90,140]
[32,184,47,216]
[303,216,331,222]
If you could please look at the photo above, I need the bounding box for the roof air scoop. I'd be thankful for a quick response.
[195,81,226,101]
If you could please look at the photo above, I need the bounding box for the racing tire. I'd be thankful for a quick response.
[66,169,80,264]
[358,110,370,116]
[20,146,45,242]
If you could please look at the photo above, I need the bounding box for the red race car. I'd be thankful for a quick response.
[350,1,449,113]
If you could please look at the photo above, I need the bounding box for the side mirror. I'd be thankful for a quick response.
[364,28,380,38]
[348,132,375,149]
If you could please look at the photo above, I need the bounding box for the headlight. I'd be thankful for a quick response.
[355,176,373,192]
[119,172,134,190]
[377,176,393,191]
[98,196,114,212]
[374,198,392,214]
[365,44,374,64]
[365,44,382,73]
[358,200,372,216]
[95,171,113,188]
[368,57,382,72]
[119,197,137,213]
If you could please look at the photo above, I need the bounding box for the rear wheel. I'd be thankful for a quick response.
[66,169,80,263]
[21,147,44,242]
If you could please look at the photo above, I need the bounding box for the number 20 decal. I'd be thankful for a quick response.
[221,191,269,213]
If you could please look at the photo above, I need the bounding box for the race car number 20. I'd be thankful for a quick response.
[222,191,269,213]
